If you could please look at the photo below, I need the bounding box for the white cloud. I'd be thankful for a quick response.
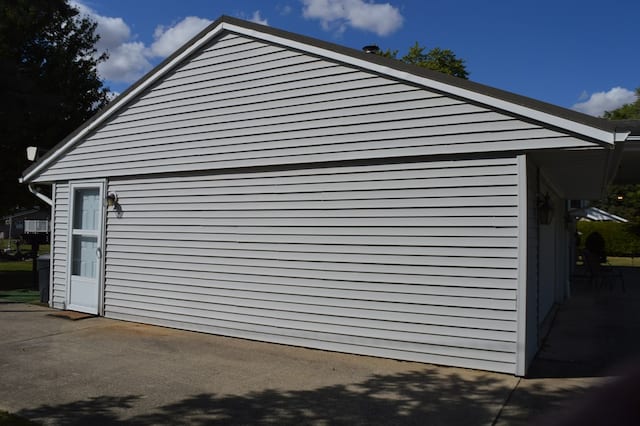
[249,10,269,26]
[97,42,152,83]
[279,5,293,15]
[149,17,212,58]
[301,0,403,36]
[572,87,637,117]
[71,1,212,85]
[71,1,130,53]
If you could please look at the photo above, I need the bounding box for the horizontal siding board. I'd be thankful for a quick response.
[113,85,432,126]
[107,161,518,186]
[165,49,304,83]
[62,115,527,157]
[178,41,287,72]
[106,244,517,270]
[106,264,517,292]
[107,89,449,130]
[105,268,516,322]
[89,101,492,141]
[103,305,514,363]
[38,136,585,181]
[116,75,389,119]
[106,238,518,257]
[105,256,518,282]
[105,196,519,210]
[160,51,320,90]
[106,269,515,298]
[105,224,517,238]
[70,114,528,149]
[105,291,516,351]
[144,60,343,101]
[110,206,517,219]
[114,185,518,202]
[104,310,515,374]
[132,68,368,109]
[105,216,518,228]
[105,273,516,331]
[107,174,516,195]
[106,231,517,248]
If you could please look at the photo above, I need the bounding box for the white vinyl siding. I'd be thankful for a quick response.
[104,157,520,373]
[51,182,69,309]
[34,33,595,183]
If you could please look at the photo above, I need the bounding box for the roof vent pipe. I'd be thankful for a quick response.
[362,45,380,54]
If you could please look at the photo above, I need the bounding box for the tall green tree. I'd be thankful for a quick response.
[603,88,640,120]
[594,87,640,222]
[0,0,110,215]
[380,42,469,79]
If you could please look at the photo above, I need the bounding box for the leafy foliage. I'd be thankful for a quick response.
[593,87,640,222]
[0,0,110,215]
[379,42,469,79]
[577,221,640,257]
[592,185,640,224]
[603,88,640,120]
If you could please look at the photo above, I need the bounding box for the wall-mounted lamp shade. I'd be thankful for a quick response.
[537,192,554,225]
[106,192,118,207]
[27,146,38,162]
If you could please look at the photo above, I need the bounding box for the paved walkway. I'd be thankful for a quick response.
[0,267,638,425]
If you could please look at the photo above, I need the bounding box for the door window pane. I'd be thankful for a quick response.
[72,235,97,278]
[73,188,100,230]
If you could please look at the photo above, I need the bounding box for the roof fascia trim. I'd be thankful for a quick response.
[227,23,616,146]
[21,21,229,183]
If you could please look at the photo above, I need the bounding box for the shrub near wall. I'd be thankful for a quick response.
[577,221,640,257]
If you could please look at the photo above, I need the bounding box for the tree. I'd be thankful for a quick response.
[379,42,469,80]
[603,88,640,120]
[593,87,640,222]
[0,0,110,215]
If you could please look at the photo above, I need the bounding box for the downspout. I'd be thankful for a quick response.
[28,184,53,207]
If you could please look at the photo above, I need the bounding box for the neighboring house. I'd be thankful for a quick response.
[1,208,50,240]
[20,16,640,376]
[575,207,629,223]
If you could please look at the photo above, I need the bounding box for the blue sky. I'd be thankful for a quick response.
[72,0,639,116]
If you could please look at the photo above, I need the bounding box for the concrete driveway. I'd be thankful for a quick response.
[1,275,637,426]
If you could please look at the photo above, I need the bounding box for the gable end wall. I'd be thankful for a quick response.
[32,33,596,183]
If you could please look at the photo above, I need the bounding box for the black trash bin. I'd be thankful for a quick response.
[37,254,50,303]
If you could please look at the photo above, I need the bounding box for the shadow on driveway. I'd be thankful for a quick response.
[15,369,585,425]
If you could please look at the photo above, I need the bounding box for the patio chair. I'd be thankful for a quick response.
[582,249,626,292]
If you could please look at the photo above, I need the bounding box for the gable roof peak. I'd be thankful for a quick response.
[21,15,628,183]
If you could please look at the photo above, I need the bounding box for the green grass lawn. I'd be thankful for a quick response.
[606,256,640,267]
[0,260,43,303]
[0,260,38,291]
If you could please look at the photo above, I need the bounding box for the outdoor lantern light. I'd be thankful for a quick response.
[537,192,554,225]
[26,146,39,161]
[106,192,118,207]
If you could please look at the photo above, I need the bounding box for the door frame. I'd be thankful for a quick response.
[66,179,107,315]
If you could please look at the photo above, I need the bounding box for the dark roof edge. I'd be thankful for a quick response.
[221,16,625,134]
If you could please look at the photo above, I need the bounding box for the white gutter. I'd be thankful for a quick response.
[28,184,53,206]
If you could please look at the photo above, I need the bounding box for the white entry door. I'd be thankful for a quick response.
[67,182,105,314]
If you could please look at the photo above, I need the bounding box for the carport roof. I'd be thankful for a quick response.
[21,15,638,183]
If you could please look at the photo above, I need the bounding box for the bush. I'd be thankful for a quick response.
[577,221,640,257]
